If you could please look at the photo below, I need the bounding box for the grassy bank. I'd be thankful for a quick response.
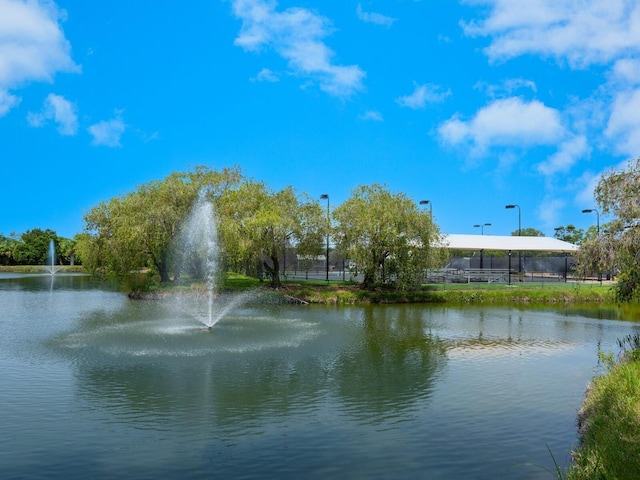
[126,273,616,304]
[279,282,615,305]
[0,265,85,274]
[568,346,640,479]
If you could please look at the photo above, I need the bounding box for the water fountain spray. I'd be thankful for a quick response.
[180,190,250,329]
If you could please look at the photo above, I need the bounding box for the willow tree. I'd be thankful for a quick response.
[78,166,243,282]
[217,181,325,287]
[332,184,445,290]
[575,157,640,301]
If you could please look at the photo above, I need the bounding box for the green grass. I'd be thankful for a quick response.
[0,265,85,273]
[223,272,262,290]
[7,264,610,306]
[431,284,614,304]
[279,281,615,305]
[567,358,640,479]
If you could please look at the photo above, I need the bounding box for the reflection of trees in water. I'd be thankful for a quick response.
[67,305,448,433]
[77,356,331,434]
[60,302,635,435]
[334,306,447,424]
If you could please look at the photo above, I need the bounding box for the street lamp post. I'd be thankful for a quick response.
[320,194,330,282]
[505,204,522,276]
[474,223,491,269]
[419,200,432,218]
[581,208,600,235]
[473,223,491,235]
[582,208,601,284]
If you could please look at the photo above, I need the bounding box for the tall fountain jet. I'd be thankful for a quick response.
[180,190,249,330]
[46,239,60,275]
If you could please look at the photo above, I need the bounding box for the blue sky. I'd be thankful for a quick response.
[2,0,640,239]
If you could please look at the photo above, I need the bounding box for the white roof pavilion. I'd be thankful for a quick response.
[443,234,578,253]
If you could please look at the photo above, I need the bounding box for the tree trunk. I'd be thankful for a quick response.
[362,271,375,289]
[156,256,172,283]
[265,254,281,288]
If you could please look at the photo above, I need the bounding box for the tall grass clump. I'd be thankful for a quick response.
[567,338,640,479]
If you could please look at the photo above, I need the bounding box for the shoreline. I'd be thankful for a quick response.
[129,281,616,305]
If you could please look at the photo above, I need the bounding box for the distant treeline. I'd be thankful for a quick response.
[0,229,78,266]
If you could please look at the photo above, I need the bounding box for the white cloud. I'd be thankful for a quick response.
[538,196,565,228]
[252,67,279,82]
[575,170,600,206]
[0,0,79,116]
[463,0,640,67]
[605,88,640,156]
[396,83,451,109]
[231,0,365,97]
[537,135,589,176]
[0,89,20,115]
[438,97,564,155]
[27,93,77,135]
[356,3,397,28]
[359,110,383,122]
[611,58,640,86]
[88,115,126,147]
[475,78,537,98]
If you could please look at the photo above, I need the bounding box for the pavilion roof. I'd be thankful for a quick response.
[443,234,579,253]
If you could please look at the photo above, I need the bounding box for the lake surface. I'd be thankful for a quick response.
[2,273,639,479]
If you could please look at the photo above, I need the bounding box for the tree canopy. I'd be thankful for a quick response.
[78,166,326,288]
[575,157,640,300]
[12,228,57,266]
[553,224,586,245]
[78,166,243,282]
[217,181,325,287]
[511,227,545,237]
[5,166,449,291]
[333,184,445,290]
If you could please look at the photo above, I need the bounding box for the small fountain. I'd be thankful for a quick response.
[45,239,62,275]
[178,190,251,330]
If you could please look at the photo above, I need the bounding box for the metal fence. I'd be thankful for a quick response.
[277,251,577,285]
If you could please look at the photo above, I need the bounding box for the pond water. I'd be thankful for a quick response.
[1,273,639,480]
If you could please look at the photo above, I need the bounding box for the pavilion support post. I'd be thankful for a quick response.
[508,250,512,285]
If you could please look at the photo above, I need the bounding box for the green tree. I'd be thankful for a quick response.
[576,157,640,300]
[79,166,243,282]
[217,181,325,287]
[574,230,617,284]
[333,184,445,290]
[57,236,78,265]
[0,234,18,265]
[554,224,585,245]
[511,227,545,237]
[13,228,57,265]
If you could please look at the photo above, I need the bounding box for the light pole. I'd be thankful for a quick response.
[582,208,601,284]
[419,200,432,218]
[505,204,522,275]
[582,208,600,235]
[473,223,491,235]
[320,194,330,282]
[474,223,491,269]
